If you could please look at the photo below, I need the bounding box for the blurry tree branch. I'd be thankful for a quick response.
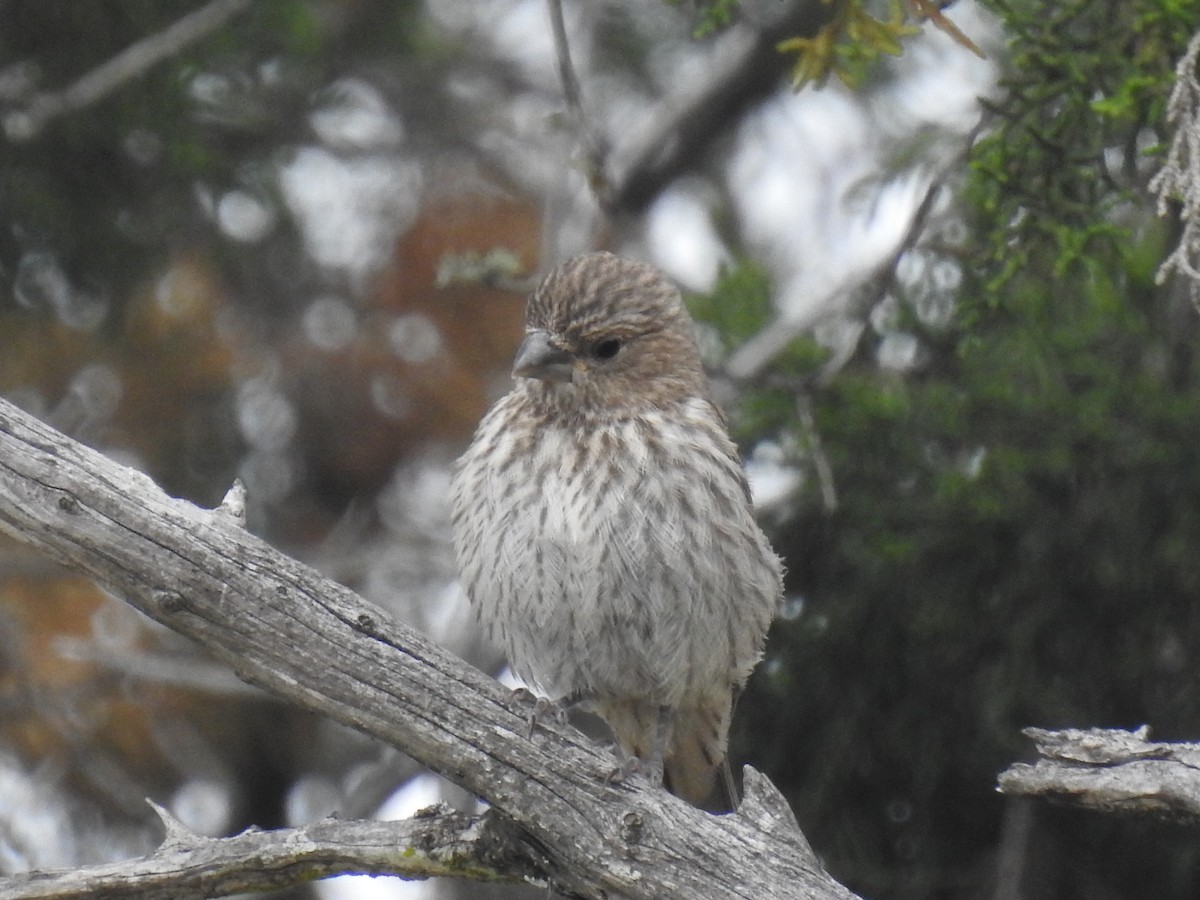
[998,726,1200,822]
[0,801,533,900]
[0,396,861,899]
[547,0,608,197]
[726,116,984,382]
[605,0,833,215]
[51,636,264,698]
[3,0,253,142]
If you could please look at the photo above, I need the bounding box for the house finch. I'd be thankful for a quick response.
[450,252,782,807]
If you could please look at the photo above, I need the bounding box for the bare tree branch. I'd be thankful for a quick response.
[0,396,860,899]
[0,801,534,900]
[546,0,609,198]
[998,726,1200,822]
[3,0,253,141]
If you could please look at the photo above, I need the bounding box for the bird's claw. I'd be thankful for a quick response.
[529,696,570,737]
[510,688,570,738]
[606,753,664,789]
[606,755,641,786]
[510,686,537,705]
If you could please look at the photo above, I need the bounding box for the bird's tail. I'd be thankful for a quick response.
[664,694,734,811]
[597,692,736,810]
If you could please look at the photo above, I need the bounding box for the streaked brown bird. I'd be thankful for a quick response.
[450,251,782,807]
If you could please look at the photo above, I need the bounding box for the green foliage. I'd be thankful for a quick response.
[669,0,984,87]
[702,4,1200,898]
[667,0,744,37]
[687,259,832,381]
[732,220,1200,898]
[687,259,829,436]
[687,258,775,348]
[258,0,324,57]
[778,0,920,89]
[966,0,1197,300]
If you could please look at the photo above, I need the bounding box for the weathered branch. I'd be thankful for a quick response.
[0,396,861,899]
[0,801,532,900]
[998,726,1200,822]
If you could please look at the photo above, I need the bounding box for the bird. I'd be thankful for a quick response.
[450,251,782,808]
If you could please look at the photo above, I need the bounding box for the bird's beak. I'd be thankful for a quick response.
[512,330,575,383]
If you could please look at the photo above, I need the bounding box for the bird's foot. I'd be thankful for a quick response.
[605,754,641,786]
[606,752,664,790]
[510,688,573,738]
[530,696,571,737]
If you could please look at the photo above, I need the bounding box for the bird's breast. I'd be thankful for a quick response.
[451,399,780,704]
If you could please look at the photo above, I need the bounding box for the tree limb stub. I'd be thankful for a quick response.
[0,397,859,900]
[998,726,1200,822]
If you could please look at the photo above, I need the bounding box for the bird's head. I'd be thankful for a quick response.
[512,252,708,415]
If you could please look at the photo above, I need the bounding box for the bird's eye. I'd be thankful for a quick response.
[591,338,622,361]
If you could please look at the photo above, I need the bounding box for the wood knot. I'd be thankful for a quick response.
[56,494,80,514]
[155,590,187,614]
[618,808,646,845]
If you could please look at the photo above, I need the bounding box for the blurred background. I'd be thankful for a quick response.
[2,1,1200,898]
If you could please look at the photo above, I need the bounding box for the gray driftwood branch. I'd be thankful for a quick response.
[0,801,533,900]
[0,396,860,900]
[998,726,1200,821]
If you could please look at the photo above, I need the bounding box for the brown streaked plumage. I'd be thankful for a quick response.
[450,251,782,807]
